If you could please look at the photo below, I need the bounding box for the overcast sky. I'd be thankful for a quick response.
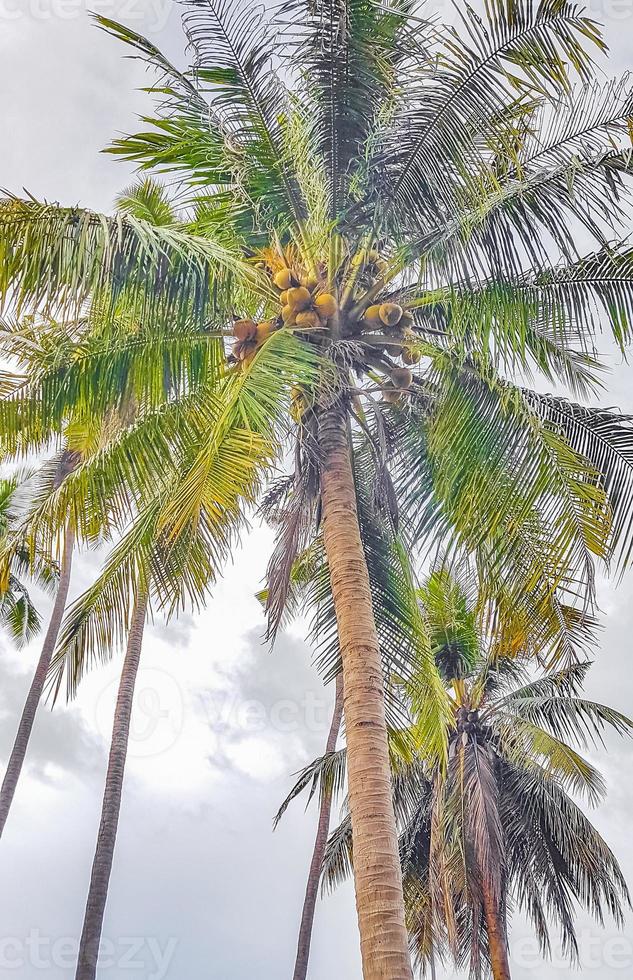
[1,2,633,978]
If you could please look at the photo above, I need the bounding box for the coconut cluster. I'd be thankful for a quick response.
[231,249,421,408]
[231,264,338,364]
[358,301,421,404]
[273,268,338,329]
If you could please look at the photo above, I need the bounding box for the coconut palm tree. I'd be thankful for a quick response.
[0,449,78,837]
[314,565,632,979]
[2,3,633,975]
[47,514,219,980]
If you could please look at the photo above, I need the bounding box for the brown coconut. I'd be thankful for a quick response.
[255,320,276,345]
[233,319,258,342]
[402,348,421,366]
[282,304,297,325]
[391,366,413,389]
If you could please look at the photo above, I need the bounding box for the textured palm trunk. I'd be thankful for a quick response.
[319,402,413,980]
[292,672,344,980]
[75,590,148,980]
[482,881,512,980]
[0,524,75,838]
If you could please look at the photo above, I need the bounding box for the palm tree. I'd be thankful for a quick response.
[274,673,344,980]
[48,520,210,980]
[0,457,76,837]
[3,3,633,975]
[316,566,632,979]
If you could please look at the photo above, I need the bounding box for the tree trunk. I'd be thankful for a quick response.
[75,590,149,980]
[292,673,344,980]
[482,879,512,980]
[0,524,75,838]
[319,402,413,980]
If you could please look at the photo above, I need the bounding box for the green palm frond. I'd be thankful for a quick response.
[0,575,42,648]
[115,179,178,227]
[158,328,321,540]
[278,0,427,220]
[0,196,270,322]
[274,747,347,828]
[497,717,607,803]
[181,0,308,232]
[377,0,606,235]
[397,355,611,613]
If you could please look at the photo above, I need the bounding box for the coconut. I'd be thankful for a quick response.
[379,303,403,327]
[233,319,258,342]
[279,289,290,306]
[282,304,297,325]
[391,366,413,389]
[402,348,421,366]
[382,387,402,404]
[362,304,383,328]
[287,286,312,312]
[301,274,320,291]
[295,310,322,328]
[255,320,276,345]
[314,293,337,319]
[273,268,294,291]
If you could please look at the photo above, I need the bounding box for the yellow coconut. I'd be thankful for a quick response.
[295,310,322,328]
[255,320,276,345]
[279,289,290,306]
[273,268,294,291]
[233,319,258,342]
[379,302,404,327]
[301,274,320,291]
[391,366,413,389]
[287,286,312,312]
[362,304,383,328]
[282,304,297,324]
[314,293,337,319]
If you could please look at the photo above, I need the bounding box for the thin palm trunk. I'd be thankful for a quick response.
[75,590,149,980]
[319,402,413,980]
[482,880,511,980]
[0,524,75,837]
[292,672,344,980]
